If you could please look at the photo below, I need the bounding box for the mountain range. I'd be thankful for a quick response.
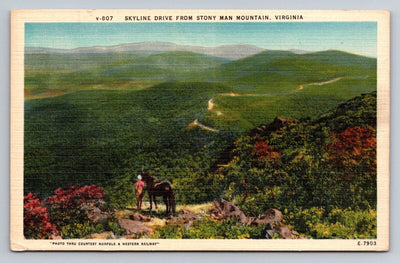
[25,42,304,60]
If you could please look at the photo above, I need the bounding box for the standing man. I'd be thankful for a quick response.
[135,174,145,210]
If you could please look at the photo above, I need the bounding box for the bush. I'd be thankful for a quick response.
[25,185,126,239]
[253,139,281,168]
[59,221,93,239]
[46,185,104,226]
[106,220,126,237]
[24,193,58,239]
[151,217,264,239]
[286,207,376,239]
[45,184,106,238]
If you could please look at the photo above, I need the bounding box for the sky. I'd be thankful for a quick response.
[25,22,377,57]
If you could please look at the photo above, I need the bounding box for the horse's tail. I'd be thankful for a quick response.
[170,188,176,214]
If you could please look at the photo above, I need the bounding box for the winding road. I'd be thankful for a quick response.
[190,77,346,132]
[296,77,343,91]
[188,119,220,132]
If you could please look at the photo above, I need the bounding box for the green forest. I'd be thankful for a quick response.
[24,48,377,239]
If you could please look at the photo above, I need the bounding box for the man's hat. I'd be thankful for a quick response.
[137,174,142,180]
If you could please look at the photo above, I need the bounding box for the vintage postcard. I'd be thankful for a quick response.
[10,10,390,251]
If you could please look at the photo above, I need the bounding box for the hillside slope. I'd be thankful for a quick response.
[198,50,376,92]
[24,48,377,208]
[24,82,235,199]
[213,91,377,211]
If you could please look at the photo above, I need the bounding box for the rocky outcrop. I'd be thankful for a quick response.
[209,199,249,224]
[129,213,151,222]
[118,219,152,236]
[247,116,291,138]
[86,200,300,240]
[167,209,200,227]
[85,205,112,223]
[246,208,283,227]
[209,199,301,239]
[116,211,156,238]
[85,231,115,239]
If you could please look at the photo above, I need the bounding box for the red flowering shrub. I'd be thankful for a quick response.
[253,139,281,167]
[46,184,104,209]
[45,185,105,231]
[24,193,58,239]
[327,126,376,181]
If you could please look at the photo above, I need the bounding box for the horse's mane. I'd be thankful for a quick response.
[141,172,153,178]
[154,181,172,188]
[142,172,172,185]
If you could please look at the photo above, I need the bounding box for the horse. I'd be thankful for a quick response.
[135,180,144,210]
[140,172,176,214]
